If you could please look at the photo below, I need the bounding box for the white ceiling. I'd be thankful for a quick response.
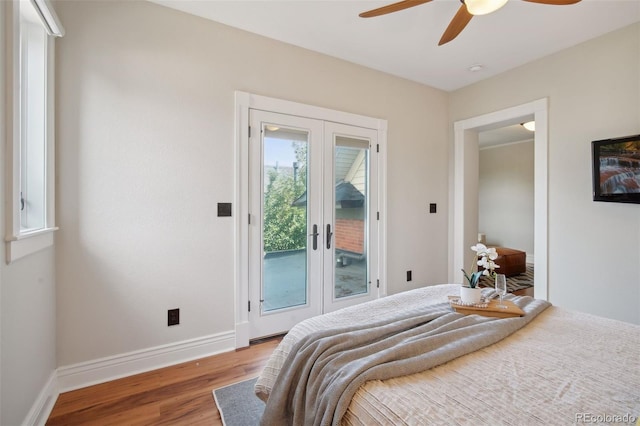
[479,123,534,148]
[150,0,640,91]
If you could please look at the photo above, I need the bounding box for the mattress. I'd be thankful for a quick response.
[256,284,640,425]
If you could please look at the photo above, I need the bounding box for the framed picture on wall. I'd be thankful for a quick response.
[592,134,640,204]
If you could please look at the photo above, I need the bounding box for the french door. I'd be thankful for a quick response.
[248,110,379,339]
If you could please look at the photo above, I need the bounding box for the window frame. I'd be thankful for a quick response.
[5,0,61,263]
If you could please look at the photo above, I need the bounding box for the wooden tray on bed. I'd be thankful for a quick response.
[448,296,525,318]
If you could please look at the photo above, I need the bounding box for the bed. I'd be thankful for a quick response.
[255,284,640,425]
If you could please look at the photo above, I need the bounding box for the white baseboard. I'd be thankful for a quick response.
[57,330,235,393]
[526,253,534,264]
[23,371,59,426]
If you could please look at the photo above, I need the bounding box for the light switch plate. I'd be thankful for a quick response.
[218,203,232,217]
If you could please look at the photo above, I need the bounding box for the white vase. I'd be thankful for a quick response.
[460,286,482,304]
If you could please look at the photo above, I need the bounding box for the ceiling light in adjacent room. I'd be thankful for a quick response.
[468,64,484,72]
[521,121,535,132]
[464,0,509,16]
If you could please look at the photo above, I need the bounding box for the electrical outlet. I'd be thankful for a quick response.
[168,308,180,326]
[406,270,412,281]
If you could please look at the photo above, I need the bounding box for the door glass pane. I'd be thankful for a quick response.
[262,126,309,312]
[334,137,369,298]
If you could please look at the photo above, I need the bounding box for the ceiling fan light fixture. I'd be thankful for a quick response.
[521,121,535,132]
[464,0,509,16]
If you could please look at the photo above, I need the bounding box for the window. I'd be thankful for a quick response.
[6,0,64,262]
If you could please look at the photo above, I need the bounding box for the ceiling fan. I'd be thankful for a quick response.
[359,0,582,46]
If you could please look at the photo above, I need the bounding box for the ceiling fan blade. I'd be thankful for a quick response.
[438,4,473,46]
[359,0,433,18]
[521,0,581,5]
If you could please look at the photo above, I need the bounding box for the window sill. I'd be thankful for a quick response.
[6,227,58,263]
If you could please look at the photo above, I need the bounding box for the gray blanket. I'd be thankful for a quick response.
[260,295,550,426]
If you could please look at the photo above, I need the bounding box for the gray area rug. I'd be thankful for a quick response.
[479,263,534,292]
[213,377,264,426]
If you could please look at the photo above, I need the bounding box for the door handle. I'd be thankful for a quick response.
[326,224,333,249]
[310,224,319,250]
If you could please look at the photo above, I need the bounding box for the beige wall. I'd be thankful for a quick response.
[1,249,56,425]
[479,141,534,256]
[0,2,58,425]
[451,23,640,324]
[54,1,450,367]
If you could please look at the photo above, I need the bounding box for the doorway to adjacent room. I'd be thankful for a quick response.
[452,99,548,301]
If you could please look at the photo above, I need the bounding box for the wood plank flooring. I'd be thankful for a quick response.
[46,337,281,426]
[513,286,534,297]
[46,285,535,425]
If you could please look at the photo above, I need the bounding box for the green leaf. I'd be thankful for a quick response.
[461,269,472,286]
[469,271,483,288]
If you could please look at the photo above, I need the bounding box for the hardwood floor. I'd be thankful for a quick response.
[513,286,534,297]
[46,337,281,426]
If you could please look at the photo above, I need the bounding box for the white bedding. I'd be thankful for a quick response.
[256,284,640,425]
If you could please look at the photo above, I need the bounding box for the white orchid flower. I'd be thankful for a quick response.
[486,260,499,271]
[465,244,500,286]
[487,247,498,260]
[477,257,487,267]
[472,244,490,258]
[470,243,486,253]
[479,257,500,275]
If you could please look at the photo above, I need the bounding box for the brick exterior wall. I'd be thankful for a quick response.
[335,218,364,254]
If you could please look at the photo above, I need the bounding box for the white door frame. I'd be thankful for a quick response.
[234,91,388,348]
[451,98,549,301]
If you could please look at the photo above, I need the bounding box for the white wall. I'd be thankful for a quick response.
[479,141,534,256]
[0,3,58,425]
[54,1,449,368]
[451,23,640,324]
